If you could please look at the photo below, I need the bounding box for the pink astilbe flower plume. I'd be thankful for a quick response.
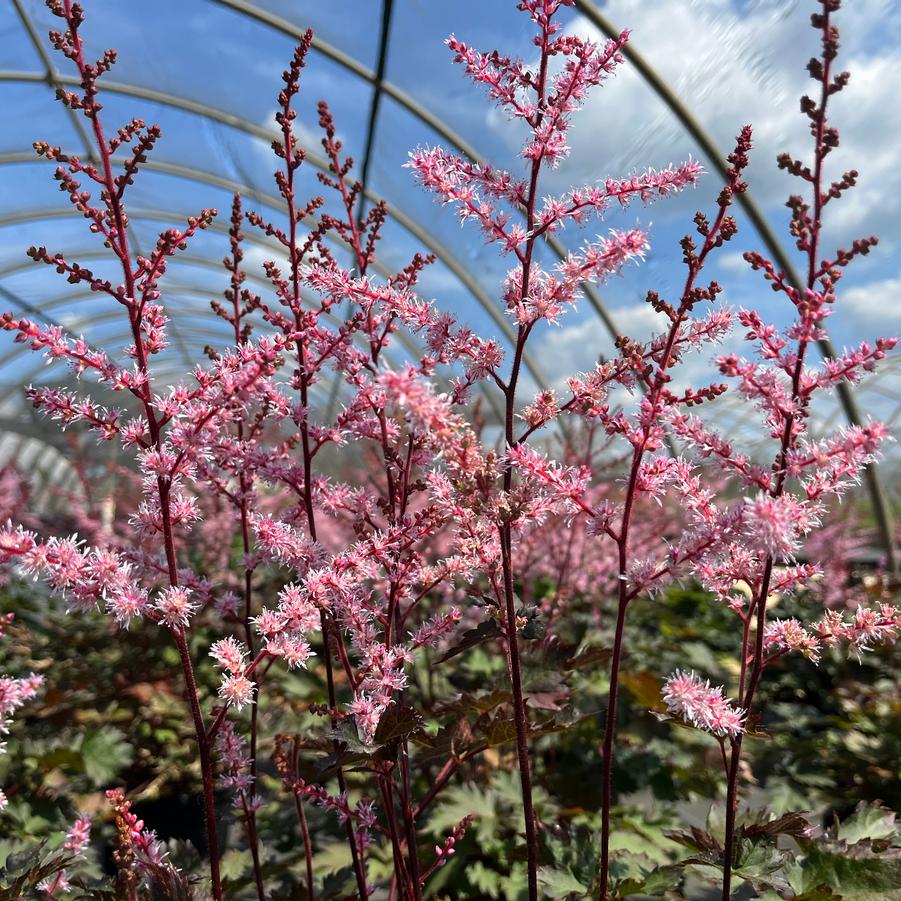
[663,670,745,738]
[37,815,93,896]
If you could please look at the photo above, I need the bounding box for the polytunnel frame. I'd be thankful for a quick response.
[214,0,900,573]
[1,0,895,571]
[0,203,507,495]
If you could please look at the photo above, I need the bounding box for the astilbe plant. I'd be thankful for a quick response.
[0,0,897,899]
[656,4,899,898]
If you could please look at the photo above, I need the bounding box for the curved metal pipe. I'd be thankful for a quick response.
[574,0,896,572]
[0,205,506,421]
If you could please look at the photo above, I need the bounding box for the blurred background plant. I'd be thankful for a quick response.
[1,449,898,898]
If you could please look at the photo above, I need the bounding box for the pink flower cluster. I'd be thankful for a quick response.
[765,605,900,662]
[216,718,256,807]
[105,788,168,869]
[0,667,44,811]
[37,815,92,896]
[662,670,745,738]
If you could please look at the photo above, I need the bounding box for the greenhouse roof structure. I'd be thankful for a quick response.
[0,0,898,566]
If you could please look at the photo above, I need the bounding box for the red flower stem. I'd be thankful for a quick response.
[56,4,224,893]
[495,15,555,898]
[289,745,316,901]
[399,742,422,900]
[737,613,752,702]
[239,793,266,901]
[721,8,835,896]
[379,774,416,900]
[172,627,222,898]
[598,140,747,898]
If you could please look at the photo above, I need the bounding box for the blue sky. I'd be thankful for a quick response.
[0,0,898,476]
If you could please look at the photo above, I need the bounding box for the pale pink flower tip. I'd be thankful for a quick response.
[64,815,92,855]
[209,636,248,675]
[219,673,256,710]
[153,586,197,629]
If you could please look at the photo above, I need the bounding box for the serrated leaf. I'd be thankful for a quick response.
[315,748,370,779]
[437,689,511,716]
[615,863,685,897]
[537,865,589,898]
[838,803,900,846]
[309,840,352,879]
[374,703,424,746]
[220,848,253,881]
[411,718,478,761]
[79,727,133,785]
[733,840,791,893]
[481,711,519,747]
[790,845,901,899]
[323,721,371,755]
[428,783,498,843]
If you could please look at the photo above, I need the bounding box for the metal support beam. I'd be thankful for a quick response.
[0,85,550,391]
[575,0,896,572]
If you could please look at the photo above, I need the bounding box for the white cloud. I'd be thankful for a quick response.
[716,251,749,273]
[518,0,901,249]
[841,272,901,324]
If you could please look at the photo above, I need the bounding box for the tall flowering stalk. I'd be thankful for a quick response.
[584,129,752,899]
[712,3,895,896]
[405,1,700,894]
[202,193,267,900]
[643,3,900,898]
[0,3,287,897]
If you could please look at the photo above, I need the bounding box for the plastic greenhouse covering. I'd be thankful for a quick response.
[0,0,898,552]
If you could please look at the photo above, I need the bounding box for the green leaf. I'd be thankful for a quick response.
[36,747,83,773]
[733,841,791,894]
[220,848,252,881]
[78,727,133,785]
[429,783,498,843]
[615,863,685,897]
[537,865,589,898]
[309,840,352,879]
[790,845,901,899]
[838,803,900,846]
